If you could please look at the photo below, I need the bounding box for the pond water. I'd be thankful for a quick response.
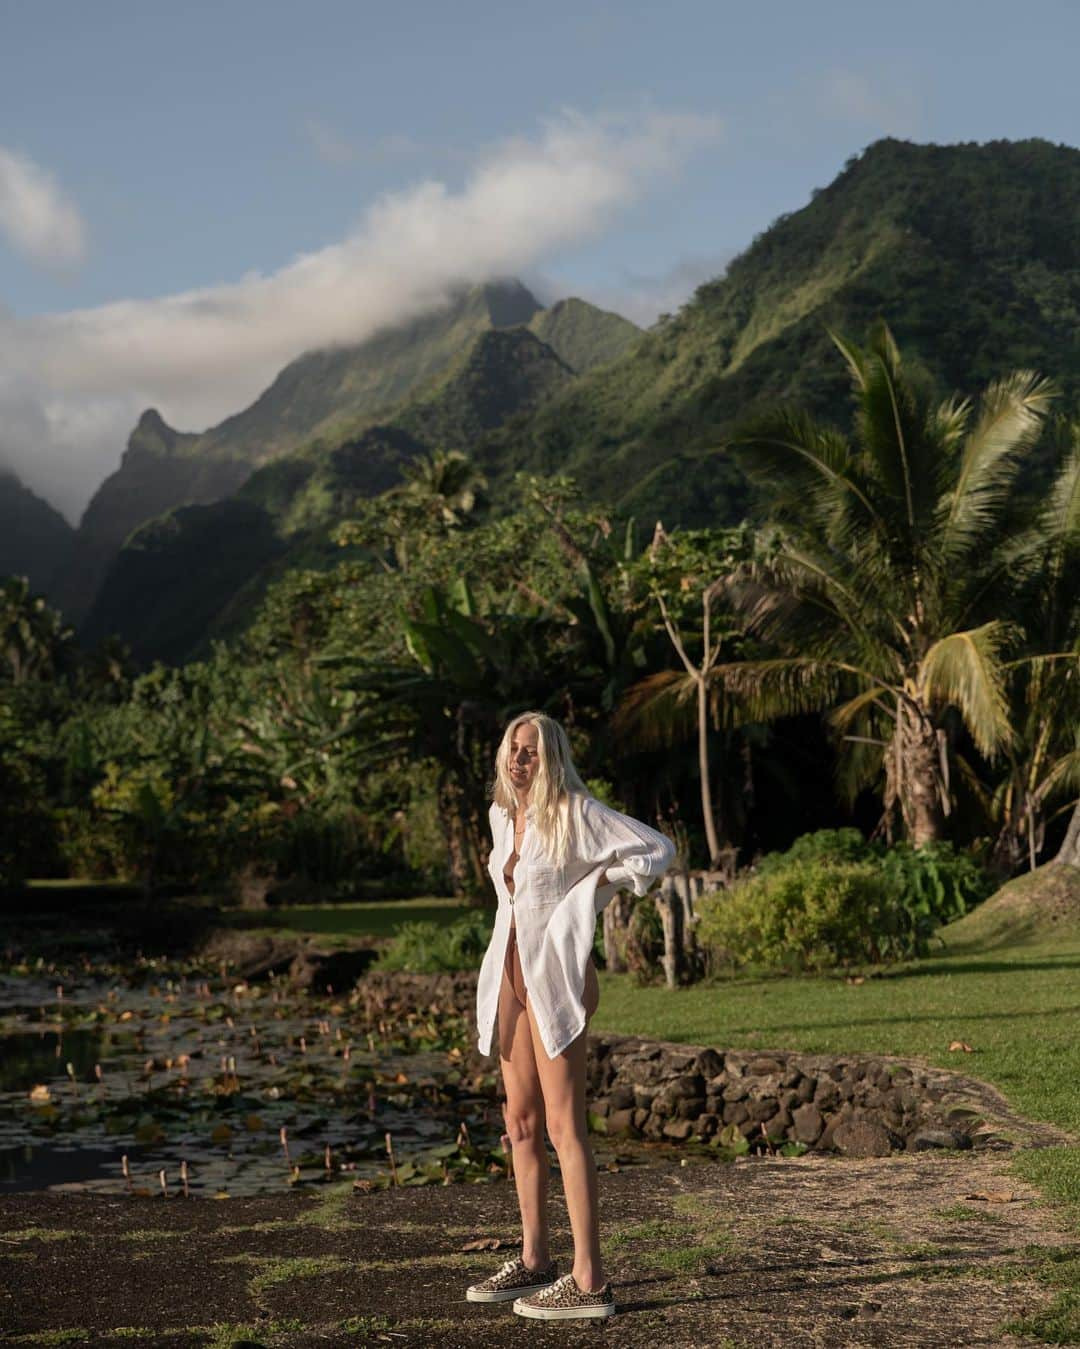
[0,958,504,1199]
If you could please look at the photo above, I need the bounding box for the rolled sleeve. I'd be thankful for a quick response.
[577,795,676,897]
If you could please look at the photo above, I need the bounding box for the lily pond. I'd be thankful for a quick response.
[0,949,508,1200]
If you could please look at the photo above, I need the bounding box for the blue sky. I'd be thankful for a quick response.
[2,0,1079,519]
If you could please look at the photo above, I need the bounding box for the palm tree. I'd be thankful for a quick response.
[992,420,1080,869]
[0,576,76,685]
[718,321,1062,847]
[395,449,488,524]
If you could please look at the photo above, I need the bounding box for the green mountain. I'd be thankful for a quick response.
[77,136,1080,663]
[526,297,642,373]
[475,137,1080,526]
[59,281,636,625]
[0,467,75,598]
[52,410,253,622]
[79,499,287,665]
[237,325,575,534]
[195,278,542,464]
[81,323,578,661]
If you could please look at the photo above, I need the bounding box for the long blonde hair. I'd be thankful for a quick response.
[491,711,589,864]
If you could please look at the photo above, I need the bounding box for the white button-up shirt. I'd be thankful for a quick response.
[475,791,676,1060]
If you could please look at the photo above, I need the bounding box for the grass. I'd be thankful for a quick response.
[221,895,471,941]
[592,928,1080,1139]
[604,1192,738,1278]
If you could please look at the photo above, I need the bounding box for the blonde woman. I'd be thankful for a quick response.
[465,711,675,1321]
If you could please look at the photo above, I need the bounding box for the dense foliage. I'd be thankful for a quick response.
[374,910,494,972]
[695,827,994,973]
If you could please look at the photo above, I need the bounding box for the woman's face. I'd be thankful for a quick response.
[508,721,540,798]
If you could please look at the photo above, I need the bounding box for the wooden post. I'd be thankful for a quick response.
[655,873,685,988]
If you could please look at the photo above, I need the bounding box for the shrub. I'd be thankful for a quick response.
[697,859,928,972]
[751,830,992,931]
[755,827,872,874]
[374,910,493,972]
[878,840,994,926]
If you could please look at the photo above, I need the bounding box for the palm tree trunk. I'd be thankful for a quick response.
[895,703,947,846]
[1054,799,1080,867]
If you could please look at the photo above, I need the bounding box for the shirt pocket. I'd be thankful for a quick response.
[524,862,564,906]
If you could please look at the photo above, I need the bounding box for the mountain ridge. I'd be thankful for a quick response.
[50,282,640,622]
[473,136,1080,525]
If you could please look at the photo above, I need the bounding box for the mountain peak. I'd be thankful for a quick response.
[128,408,181,456]
[468,278,542,328]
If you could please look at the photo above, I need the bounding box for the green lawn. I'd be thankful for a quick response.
[591,920,1080,1251]
[221,896,472,940]
[593,931,1080,1136]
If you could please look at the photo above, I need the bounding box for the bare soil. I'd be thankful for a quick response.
[2,1146,1075,1347]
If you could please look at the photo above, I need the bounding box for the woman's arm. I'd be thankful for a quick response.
[576,794,676,895]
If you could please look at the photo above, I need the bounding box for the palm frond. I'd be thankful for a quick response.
[709,656,850,722]
[1037,746,1080,801]
[919,621,1017,758]
[828,328,873,392]
[611,669,699,750]
[936,370,1058,562]
[1038,426,1080,609]
[727,550,906,676]
[829,684,895,734]
[833,725,886,808]
[728,409,883,545]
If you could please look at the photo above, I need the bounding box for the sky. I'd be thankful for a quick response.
[2,0,1079,524]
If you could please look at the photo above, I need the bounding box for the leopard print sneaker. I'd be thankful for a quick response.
[465,1254,559,1303]
[513,1271,616,1319]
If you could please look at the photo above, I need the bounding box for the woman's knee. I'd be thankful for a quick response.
[544,1105,588,1155]
[503,1102,545,1148]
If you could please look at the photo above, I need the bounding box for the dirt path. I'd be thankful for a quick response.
[2,1147,1075,1347]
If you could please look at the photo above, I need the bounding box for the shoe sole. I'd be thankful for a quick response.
[513,1300,616,1319]
[467,1280,556,1303]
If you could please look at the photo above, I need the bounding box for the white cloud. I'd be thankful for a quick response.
[0,105,724,525]
[0,145,87,270]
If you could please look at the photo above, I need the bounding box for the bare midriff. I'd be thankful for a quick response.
[503,845,519,897]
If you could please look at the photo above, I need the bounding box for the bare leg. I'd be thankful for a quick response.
[497,959,549,1268]
[526,984,605,1293]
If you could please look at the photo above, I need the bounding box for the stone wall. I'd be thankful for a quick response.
[585,1034,1032,1157]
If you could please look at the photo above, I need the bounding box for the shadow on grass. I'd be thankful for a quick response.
[718,1003,1080,1038]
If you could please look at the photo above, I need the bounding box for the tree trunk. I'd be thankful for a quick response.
[437,772,486,900]
[697,676,721,867]
[602,892,634,972]
[890,702,947,846]
[1054,798,1080,867]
